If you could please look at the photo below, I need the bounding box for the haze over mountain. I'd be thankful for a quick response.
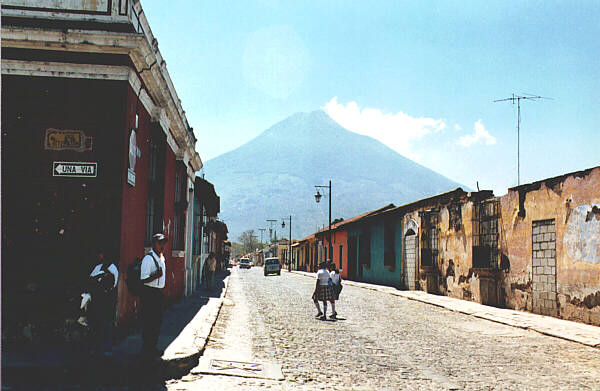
[203,110,463,242]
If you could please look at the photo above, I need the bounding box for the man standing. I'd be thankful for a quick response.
[139,233,167,358]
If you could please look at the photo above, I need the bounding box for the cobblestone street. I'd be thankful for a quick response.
[167,267,600,391]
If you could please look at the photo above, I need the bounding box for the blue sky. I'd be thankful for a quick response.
[142,1,599,194]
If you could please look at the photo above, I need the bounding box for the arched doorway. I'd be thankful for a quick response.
[403,219,418,290]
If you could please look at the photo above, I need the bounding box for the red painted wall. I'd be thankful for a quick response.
[162,146,186,303]
[117,84,151,325]
[322,229,349,279]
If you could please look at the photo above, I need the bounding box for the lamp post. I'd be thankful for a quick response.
[282,216,292,271]
[314,180,332,264]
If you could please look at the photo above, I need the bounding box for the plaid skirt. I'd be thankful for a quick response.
[313,285,335,302]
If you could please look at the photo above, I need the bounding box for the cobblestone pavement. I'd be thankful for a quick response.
[166,267,600,391]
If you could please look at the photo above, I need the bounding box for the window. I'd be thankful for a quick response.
[420,212,439,268]
[339,245,343,270]
[145,129,165,246]
[359,229,371,267]
[472,200,499,269]
[384,219,395,268]
[173,163,187,251]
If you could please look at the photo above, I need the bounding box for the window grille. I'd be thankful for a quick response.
[472,200,499,269]
[420,212,439,268]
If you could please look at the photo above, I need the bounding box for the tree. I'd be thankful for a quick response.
[238,230,261,254]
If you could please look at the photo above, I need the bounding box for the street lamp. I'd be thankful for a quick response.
[281,216,292,271]
[314,180,332,265]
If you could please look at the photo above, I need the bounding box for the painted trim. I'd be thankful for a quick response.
[2,1,113,16]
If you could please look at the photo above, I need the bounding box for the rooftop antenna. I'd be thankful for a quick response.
[494,93,552,185]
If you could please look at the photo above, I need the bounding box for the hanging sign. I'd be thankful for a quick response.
[45,129,93,152]
[53,162,97,177]
[127,129,141,186]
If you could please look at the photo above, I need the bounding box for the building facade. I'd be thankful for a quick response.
[1,1,203,341]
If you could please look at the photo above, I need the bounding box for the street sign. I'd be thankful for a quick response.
[53,162,97,177]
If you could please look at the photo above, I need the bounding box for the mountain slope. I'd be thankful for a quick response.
[203,110,462,241]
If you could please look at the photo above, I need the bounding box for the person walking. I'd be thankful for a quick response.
[204,252,217,289]
[328,263,342,319]
[87,247,118,356]
[313,262,334,320]
[139,233,167,358]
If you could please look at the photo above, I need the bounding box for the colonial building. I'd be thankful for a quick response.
[1,0,203,341]
[301,166,600,326]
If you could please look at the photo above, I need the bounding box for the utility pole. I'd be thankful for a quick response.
[494,93,552,185]
[266,219,277,242]
[258,228,266,246]
[282,216,292,271]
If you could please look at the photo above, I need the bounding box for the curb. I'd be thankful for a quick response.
[162,273,231,378]
[288,270,600,348]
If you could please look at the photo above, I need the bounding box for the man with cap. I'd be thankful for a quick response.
[139,232,168,358]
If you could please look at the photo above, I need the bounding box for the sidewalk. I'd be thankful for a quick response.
[2,270,230,386]
[288,269,600,348]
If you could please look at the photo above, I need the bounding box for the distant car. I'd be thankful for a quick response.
[264,257,281,276]
[239,258,251,269]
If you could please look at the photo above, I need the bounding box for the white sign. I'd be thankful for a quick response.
[53,162,97,177]
[127,129,140,186]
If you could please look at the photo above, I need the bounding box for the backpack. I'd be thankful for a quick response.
[126,254,159,296]
[126,257,144,296]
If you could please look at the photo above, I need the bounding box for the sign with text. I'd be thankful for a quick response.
[45,129,93,152]
[53,162,97,178]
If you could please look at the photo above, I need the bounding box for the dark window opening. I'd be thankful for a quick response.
[359,229,371,267]
[173,162,187,251]
[420,211,439,268]
[339,244,343,270]
[472,200,499,269]
[384,219,395,268]
[145,127,165,247]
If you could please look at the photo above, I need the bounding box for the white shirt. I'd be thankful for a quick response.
[330,270,341,285]
[90,263,118,288]
[316,268,331,286]
[140,250,166,288]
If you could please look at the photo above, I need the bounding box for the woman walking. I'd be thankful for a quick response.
[313,262,334,320]
[328,263,342,319]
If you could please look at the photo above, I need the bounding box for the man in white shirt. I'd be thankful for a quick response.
[139,233,167,358]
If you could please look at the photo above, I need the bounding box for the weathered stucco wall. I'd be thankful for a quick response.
[500,167,600,325]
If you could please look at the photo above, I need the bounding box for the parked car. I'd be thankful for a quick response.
[239,258,251,269]
[264,257,281,276]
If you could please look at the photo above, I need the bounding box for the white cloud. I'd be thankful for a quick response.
[323,97,446,160]
[457,120,497,147]
[454,124,462,131]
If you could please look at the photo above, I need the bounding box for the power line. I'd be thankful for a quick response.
[494,93,552,185]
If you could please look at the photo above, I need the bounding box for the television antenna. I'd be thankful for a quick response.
[494,93,552,185]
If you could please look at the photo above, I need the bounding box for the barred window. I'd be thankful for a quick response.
[472,200,499,269]
[420,212,439,268]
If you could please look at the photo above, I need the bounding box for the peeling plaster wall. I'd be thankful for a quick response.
[404,201,490,302]
[500,167,600,326]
